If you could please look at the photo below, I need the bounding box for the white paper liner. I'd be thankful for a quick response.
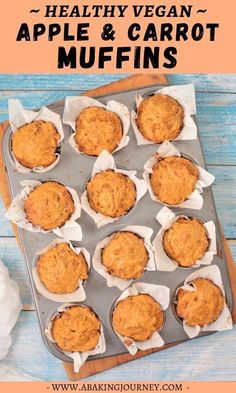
[143,141,215,210]
[45,303,106,372]
[174,265,233,338]
[8,99,64,173]
[113,282,170,355]
[63,96,130,156]
[32,238,90,302]
[81,150,148,228]
[131,84,197,145]
[5,180,82,241]
[153,206,217,271]
[93,225,156,291]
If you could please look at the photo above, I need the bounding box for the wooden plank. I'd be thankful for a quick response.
[0,75,129,91]
[210,166,236,239]
[4,310,236,381]
[168,74,236,93]
[0,121,19,240]
[228,239,236,256]
[201,124,236,165]
[0,74,235,92]
[195,93,236,126]
[1,166,236,238]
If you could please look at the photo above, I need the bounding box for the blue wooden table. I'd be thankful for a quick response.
[0,74,236,381]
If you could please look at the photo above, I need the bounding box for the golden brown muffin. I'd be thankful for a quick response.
[101,231,149,280]
[176,278,224,327]
[51,306,101,352]
[24,181,75,230]
[150,156,199,205]
[75,107,123,156]
[12,120,60,168]
[112,294,164,341]
[87,170,136,218]
[163,218,209,267]
[37,243,88,294]
[136,94,184,143]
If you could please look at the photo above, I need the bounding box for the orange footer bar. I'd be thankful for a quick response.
[0,382,236,393]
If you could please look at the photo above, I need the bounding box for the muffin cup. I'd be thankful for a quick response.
[173,265,233,339]
[143,141,215,210]
[112,282,170,356]
[93,225,156,291]
[8,99,64,173]
[5,180,82,241]
[131,84,197,145]
[153,206,217,271]
[45,303,106,372]
[81,150,148,228]
[32,238,90,302]
[63,96,130,157]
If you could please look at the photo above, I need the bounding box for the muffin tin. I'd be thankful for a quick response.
[2,85,234,364]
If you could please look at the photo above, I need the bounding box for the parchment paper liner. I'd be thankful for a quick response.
[93,225,156,291]
[5,180,82,241]
[81,150,148,228]
[143,141,215,210]
[153,206,217,271]
[131,84,197,145]
[8,99,64,173]
[174,265,233,338]
[63,96,130,156]
[45,303,106,372]
[32,238,90,302]
[112,282,170,355]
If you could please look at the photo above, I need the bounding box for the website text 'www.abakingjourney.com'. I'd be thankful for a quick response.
[48,383,186,392]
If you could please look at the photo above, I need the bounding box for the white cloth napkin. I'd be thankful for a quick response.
[0,259,22,360]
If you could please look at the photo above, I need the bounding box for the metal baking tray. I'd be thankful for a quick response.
[3,85,234,363]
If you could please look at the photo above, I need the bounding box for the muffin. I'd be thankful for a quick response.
[136,94,184,143]
[87,170,136,218]
[12,120,60,168]
[51,305,101,352]
[24,181,75,230]
[75,107,123,156]
[37,243,88,294]
[101,231,149,280]
[176,278,224,327]
[163,218,209,267]
[150,156,199,205]
[112,294,164,341]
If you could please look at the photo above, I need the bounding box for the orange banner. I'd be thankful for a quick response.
[0,382,236,393]
[0,0,235,73]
